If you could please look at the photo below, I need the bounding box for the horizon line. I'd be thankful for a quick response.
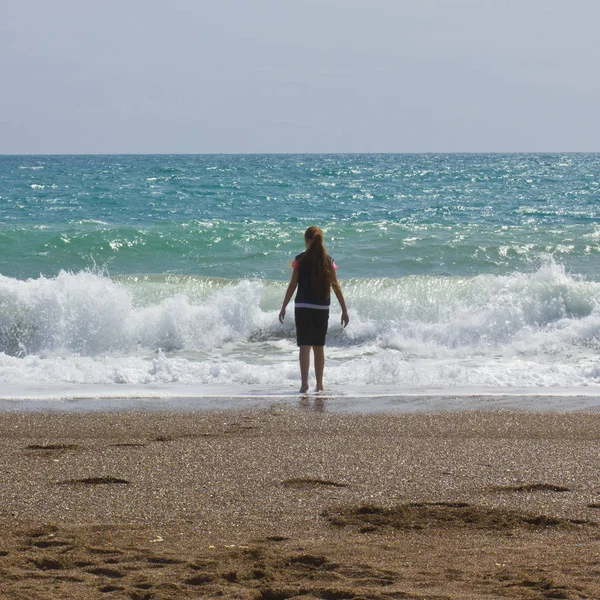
[2,150,600,157]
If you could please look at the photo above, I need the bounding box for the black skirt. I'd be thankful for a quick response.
[294,307,330,347]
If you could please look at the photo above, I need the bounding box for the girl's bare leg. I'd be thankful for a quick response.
[313,345,325,391]
[299,345,311,393]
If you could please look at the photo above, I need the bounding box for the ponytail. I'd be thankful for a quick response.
[300,226,333,300]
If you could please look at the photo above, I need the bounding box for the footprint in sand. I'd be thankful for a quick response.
[57,477,129,486]
[282,477,348,489]
[490,483,570,493]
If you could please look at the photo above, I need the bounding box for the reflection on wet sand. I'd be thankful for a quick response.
[298,394,327,412]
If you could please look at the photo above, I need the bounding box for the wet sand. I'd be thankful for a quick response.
[1,407,600,599]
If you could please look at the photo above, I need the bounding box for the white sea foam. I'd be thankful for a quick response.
[1,260,600,400]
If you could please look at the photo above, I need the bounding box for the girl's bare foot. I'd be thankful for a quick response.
[299,384,309,393]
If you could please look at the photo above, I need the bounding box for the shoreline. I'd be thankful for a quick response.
[0,390,600,415]
[1,408,600,598]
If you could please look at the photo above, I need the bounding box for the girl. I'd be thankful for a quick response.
[279,226,349,393]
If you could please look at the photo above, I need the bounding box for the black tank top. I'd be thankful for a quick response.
[293,252,333,309]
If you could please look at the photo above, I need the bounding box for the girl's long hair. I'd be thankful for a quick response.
[299,226,334,300]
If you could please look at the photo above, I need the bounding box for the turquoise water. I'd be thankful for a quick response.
[2,153,600,280]
[1,153,600,398]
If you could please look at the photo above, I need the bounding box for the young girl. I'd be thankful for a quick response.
[279,226,349,393]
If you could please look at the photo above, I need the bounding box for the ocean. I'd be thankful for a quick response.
[2,153,600,408]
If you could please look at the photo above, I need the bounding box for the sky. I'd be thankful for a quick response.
[1,0,599,154]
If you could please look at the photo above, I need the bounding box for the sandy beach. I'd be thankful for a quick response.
[1,405,600,599]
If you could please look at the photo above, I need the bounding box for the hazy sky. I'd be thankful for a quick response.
[2,0,599,154]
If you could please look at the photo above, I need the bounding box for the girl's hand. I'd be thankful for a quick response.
[341,311,349,328]
[278,308,286,323]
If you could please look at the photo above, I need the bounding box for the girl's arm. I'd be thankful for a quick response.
[279,269,299,323]
[331,270,349,328]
